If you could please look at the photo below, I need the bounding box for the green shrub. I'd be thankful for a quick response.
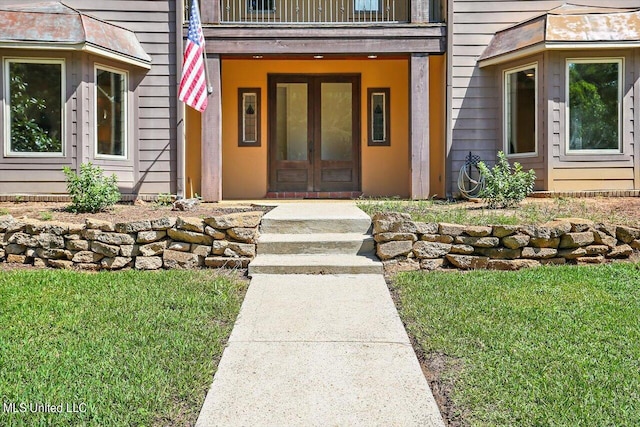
[155,192,174,207]
[62,163,120,213]
[477,151,536,209]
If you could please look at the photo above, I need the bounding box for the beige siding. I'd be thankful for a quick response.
[0,0,177,196]
[450,0,640,194]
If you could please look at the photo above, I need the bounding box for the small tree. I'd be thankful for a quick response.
[63,163,120,213]
[477,151,536,209]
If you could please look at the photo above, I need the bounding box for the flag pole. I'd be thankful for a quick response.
[195,0,214,95]
[202,49,214,95]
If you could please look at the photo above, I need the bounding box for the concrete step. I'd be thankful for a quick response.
[248,254,383,276]
[260,203,372,234]
[257,233,375,255]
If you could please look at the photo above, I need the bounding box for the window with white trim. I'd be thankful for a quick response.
[95,65,127,159]
[504,64,537,156]
[5,58,64,156]
[567,58,622,152]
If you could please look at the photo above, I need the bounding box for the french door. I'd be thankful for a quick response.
[268,74,361,192]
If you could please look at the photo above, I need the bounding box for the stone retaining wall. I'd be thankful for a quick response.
[373,213,640,272]
[0,212,262,271]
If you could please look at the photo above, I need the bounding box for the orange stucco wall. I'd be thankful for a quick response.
[220,58,410,199]
[185,57,446,199]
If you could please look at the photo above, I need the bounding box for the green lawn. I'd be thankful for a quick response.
[394,263,640,426]
[0,270,246,426]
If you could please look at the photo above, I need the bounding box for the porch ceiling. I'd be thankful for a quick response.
[0,1,151,69]
[479,3,640,67]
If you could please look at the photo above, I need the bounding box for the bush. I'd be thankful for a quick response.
[63,163,120,213]
[477,151,536,209]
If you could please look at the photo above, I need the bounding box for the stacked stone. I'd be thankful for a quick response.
[0,211,262,271]
[372,213,639,272]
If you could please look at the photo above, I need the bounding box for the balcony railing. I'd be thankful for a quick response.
[220,0,408,23]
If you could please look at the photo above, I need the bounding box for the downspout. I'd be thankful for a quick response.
[176,0,186,198]
[445,0,453,198]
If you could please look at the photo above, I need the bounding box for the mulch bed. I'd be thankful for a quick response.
[0,201,272,225]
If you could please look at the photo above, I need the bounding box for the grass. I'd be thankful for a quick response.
[0,269,246,426]
[393,263,640,426]
[357,197,630,226]
[38,211,53,221]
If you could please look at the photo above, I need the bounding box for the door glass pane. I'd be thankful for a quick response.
[276,83,307,161]
[321,83,352,161]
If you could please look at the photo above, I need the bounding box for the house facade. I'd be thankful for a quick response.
[450,0,640,194]
[1,1,640,200]
[186,0,447,200]
[0,0,179,198]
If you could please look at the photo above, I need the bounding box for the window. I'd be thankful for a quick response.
[504,64,537,156]
[249,0,274,11]
[368,88,390,146]
[95,66,127,158]
[5,58,64,156]
[355,0,380,12]
[567,58,622,152]
[238,88,261,146]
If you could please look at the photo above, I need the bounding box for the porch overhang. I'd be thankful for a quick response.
[478,3,640,68]
[201,24,446,55]
[0,2,152,69]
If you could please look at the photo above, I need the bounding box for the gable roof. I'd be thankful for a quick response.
[0,1,151,69]
[479,3,640,67]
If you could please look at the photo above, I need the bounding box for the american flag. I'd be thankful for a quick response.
[179,0,208,112]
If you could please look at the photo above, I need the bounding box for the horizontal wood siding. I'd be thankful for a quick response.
[450,0,640,194]
[0,0,177,196]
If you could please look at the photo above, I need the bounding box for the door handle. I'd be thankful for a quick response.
[308,143,314,161]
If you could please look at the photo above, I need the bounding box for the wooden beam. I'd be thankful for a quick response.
[200,25,446,54]
[201,54,222,201]
[410,53,430,199]
[202,25,445,39]
[207,38,443,55]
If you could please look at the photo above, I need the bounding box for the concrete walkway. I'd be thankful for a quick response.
[195,203,444,426]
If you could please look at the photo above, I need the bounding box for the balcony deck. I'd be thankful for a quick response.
[220,0,408,24]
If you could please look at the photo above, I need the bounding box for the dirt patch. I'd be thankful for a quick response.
[0,262,40,272]
[521,197,640,225]
[386,277,468,427]
[477,197,640,226]
[0,201,272,225]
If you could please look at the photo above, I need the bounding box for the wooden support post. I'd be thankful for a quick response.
[411,0,430,23]
[201,54,222,201]
[410,53,430,199]
[201,0,220,24]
